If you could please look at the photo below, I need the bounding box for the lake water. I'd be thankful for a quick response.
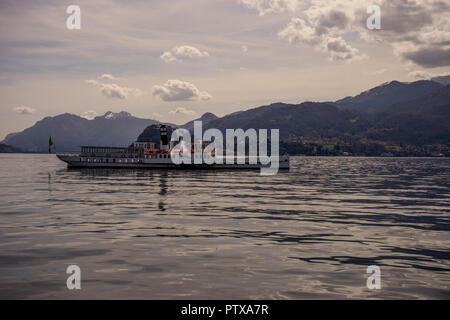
[0,154,449,299]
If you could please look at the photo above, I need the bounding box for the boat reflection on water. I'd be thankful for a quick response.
[64,167,173,212]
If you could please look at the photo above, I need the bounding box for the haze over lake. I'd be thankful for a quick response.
[0,154,449,299]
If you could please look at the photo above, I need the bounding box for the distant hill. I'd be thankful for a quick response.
[366,85,450,145]
[167,82,448,156]
[335,80,443,113]
[0,143,23,153]
[182,112,218,131]
[201,102,369,139]
[431,75,450,86]
[136,124,175,149]
[386,84,450,114]
[4,79,450,156]
[2,111,159,152]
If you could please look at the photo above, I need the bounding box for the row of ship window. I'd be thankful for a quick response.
[146,154,170,159]
[81,148,125,153]
[79,154,170,163]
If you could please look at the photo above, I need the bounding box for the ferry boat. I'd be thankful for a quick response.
[56,125,290,170]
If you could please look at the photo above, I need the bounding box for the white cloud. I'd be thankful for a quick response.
[368,68,388,76]
[354,0,450,68]
[160,51,178,63]
[98,74,122,81]
[13,106,36,114]
[85,79,143,99]
[266,0,450,67]
[279,18,365,62]
[160,45,209,63]
[278,18,319,46]
[323,36,365,62]
[99,83,140,99]
[151,112,163,119]
[168,107,196,115]
[85,79,100,86]
[152,80,212,102]
[408,70,432,80]
[80,110,98,120]
[241,45,248,53]
[173,45,209,58]
[238,0,299,16]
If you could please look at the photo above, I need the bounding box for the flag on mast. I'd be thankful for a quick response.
[49,136,54,153]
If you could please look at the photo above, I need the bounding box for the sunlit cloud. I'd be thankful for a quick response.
[85,78,143,99]
[168,107,196,115]
[80,110,98,120]
[238,0,299,16]
[151,112,163,119]
[160,45,209,63]
[278,17,366,62]
[241,0,450,67]
[13,106,36,115]
[98,74,123,81]
[152,80,212,102]
[372,68,388,75]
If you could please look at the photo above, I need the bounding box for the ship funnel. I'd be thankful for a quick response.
[159,125,169,151]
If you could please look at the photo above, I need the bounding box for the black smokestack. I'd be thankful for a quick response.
[160,125,168,147]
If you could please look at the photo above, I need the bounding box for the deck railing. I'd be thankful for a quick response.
[56,152,80,157]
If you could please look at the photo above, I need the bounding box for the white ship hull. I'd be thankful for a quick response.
[56,154,290,170]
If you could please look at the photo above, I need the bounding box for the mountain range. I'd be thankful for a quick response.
[196,81,449,146]
[186,79,449,155]
[2,111,159,152]
[2,78,449,156]
[0,143,23,153]
[431,75,450,86]
[333,80,442,113]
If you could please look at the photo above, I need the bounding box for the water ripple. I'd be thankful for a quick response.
[0,154,449,299]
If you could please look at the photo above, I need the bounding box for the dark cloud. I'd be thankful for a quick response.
[403,47,450,68]
[316,10,349,35]
[431,1,450,12]
[354,0,433,39]
[325,36,362,61]
[380,0,433,34]
[351,0,449,67]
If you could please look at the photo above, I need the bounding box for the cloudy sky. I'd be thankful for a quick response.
[0,0,449,139]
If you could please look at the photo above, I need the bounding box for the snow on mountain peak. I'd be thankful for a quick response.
[103,111,132,119]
